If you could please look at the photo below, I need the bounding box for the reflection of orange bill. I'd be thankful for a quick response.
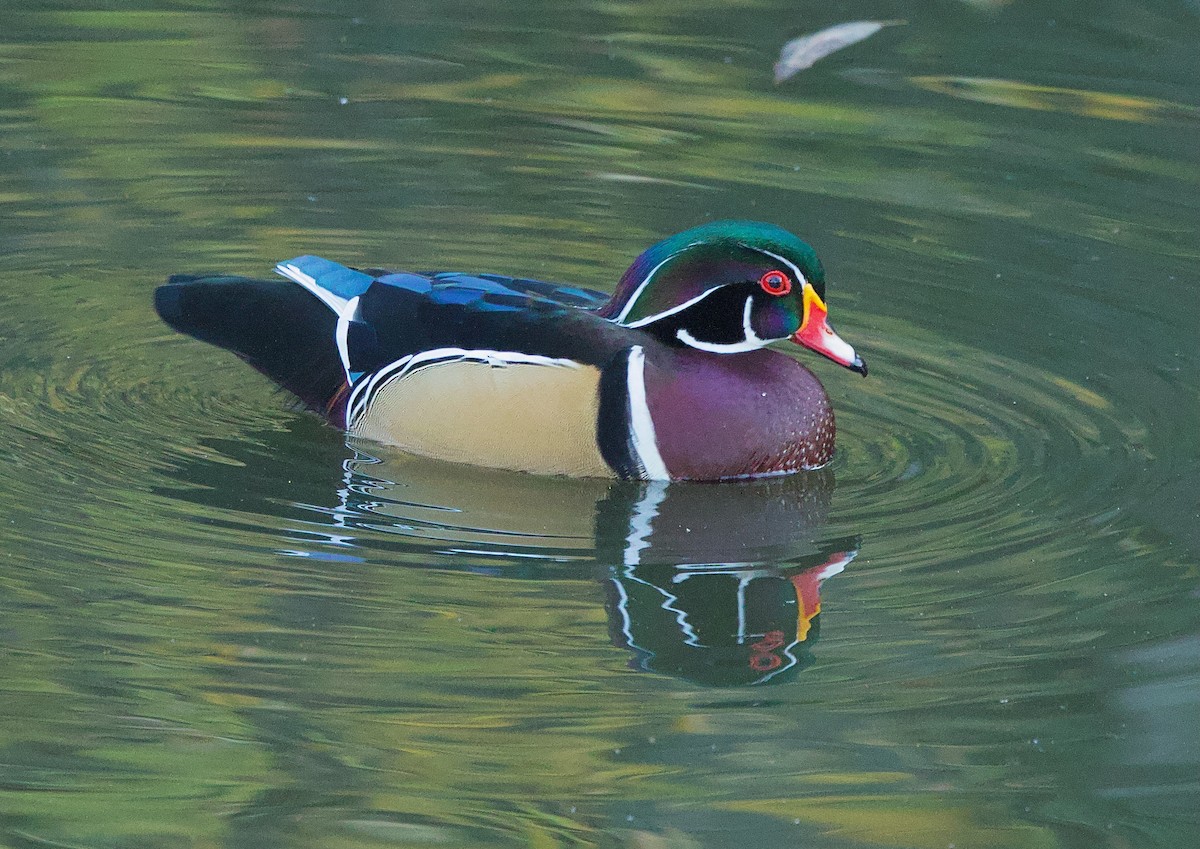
[790,550,857,642]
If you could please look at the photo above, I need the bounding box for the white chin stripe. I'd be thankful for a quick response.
[675,297,770,353]
[676,329,767,353]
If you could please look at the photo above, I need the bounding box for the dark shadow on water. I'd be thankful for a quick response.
[158,416,859,687]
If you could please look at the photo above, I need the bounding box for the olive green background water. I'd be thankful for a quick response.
[1,1,1198,847]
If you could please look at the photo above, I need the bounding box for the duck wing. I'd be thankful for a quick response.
[156,256,632,426]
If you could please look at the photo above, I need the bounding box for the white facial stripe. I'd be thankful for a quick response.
[619,244,810,348]
[676,329,767,353]
[612,253,678,324]
[626,346,671,480]
[744,245,809,289]
[624,284,726,328]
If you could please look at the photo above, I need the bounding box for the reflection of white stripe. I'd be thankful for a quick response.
[625,285,724,328]
[624,479,668,567]
[612,253,676,324]
[621,563,704,647]
[626,346,670,480]
[673,566,774,580]
[610,577,638,651]
[676,297,768,353]
[744,245,809,289]
[754,638,801,684]
[736,577,751,641]
[347,348,580,428]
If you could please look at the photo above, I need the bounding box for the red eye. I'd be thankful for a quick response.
[759,270,791,296]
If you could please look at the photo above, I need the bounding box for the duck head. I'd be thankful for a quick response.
[600,220,866,375]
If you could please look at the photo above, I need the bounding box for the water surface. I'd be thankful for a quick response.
[1,1,1198,847]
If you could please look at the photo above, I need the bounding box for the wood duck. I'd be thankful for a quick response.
[155,220,866,480]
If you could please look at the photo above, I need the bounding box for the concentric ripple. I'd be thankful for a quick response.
[825,315,1171,570]
[0,290,1185,584]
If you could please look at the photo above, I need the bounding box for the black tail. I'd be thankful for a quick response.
[154,276,348,423]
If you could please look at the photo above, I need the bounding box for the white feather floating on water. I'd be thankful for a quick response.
[774,20,905,84]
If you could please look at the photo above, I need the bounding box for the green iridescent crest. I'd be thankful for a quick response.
[604,220,826,327]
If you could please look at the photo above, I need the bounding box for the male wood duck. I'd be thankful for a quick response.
[155,220,866,480]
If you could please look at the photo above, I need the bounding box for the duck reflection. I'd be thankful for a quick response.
[161,424,857,686]
[333,441,857,687]
[605,547,854,686]
[592,477,856,686]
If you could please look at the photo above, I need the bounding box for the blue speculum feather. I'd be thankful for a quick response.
[365,271,605,312]
[284,255,375,299]
[375,272,433,294]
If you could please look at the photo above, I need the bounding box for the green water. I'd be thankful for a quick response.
[2,1,1198,847]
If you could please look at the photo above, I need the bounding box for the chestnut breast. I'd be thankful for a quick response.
[642,348,835,480]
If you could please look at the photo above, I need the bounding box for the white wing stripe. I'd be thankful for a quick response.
[275,262,353,315]
[348,348,581,429]
[334,295,360,378]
